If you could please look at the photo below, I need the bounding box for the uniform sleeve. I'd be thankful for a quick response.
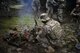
[43,25,51,34]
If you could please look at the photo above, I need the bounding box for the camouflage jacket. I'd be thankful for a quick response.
[36,19,64,47]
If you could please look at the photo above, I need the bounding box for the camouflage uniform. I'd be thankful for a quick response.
[32,0,40,18]
[37,13,65,52]
[71,1,80,38]
[42,19,64,47]
[46,0,59,18]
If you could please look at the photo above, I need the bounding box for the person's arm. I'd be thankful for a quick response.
[70,8,77,16]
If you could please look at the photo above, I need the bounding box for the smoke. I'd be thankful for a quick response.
[18,0,33,17]
[17,0,33,25]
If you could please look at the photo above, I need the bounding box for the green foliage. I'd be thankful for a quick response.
[0,16,34,34]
